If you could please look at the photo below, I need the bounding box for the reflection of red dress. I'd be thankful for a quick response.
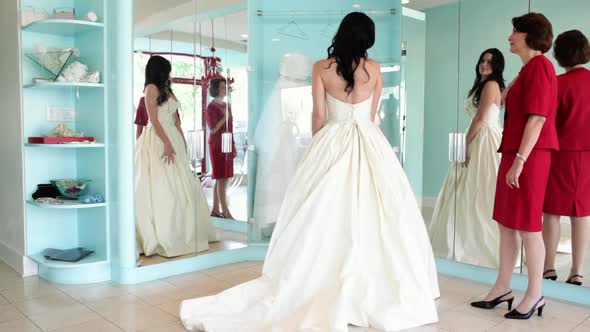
[205,101,234,179]
[493,55,558,232]
[544,68,590,217]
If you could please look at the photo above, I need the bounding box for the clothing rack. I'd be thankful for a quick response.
[256,9,396,16]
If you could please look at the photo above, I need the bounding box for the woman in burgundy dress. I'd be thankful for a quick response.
[205,78,236,219]
[471,13,558,319]
[542,30,590,286]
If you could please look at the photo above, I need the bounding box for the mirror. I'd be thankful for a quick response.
[133,0,249,266]
[248,5,402,242]
[402,1,460,263]
[521,0,590,288]
[453,0,529,270]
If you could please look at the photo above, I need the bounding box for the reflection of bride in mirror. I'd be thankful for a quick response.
[135,55,216,258]
[429,48,505,268]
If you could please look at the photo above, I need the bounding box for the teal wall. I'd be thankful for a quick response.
[422,3,459,197]
[402,11,426,196]
[530,0,590,72]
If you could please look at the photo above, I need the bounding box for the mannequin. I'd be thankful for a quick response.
[253,53,313,239]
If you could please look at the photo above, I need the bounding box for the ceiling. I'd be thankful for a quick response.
[135,0,459,52]
[172,10,248,44]
[404,0,459,10]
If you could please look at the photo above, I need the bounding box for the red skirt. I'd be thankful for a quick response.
[544,151,590,217]
[208,137,234,180]
[493,150,552,232]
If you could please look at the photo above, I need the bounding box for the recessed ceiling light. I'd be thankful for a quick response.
[272,38,280,42]
[240,34,248,39]
[352,4,361,9]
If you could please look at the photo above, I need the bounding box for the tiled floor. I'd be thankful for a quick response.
[1,260,589,332]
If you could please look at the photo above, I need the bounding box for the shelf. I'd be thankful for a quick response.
[24,82,104,89]
[25,143,105,148]
[29,253,107,269]
[27,200,106,209]
[22,19,104,36]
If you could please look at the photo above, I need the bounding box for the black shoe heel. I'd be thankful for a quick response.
[505,297,545,320]
[470,291,514,310]
[543,269,557,281]
[566,275,583,286]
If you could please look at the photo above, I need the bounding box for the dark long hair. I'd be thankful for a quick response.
[468,48,505,107]
[327,12,375,94]
[144,55,173,106]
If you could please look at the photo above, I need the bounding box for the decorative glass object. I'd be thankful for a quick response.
[26,49,75,81]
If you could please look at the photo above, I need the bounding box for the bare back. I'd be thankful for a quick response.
[311,57,383,134]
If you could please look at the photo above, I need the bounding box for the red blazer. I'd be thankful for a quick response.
[555,67,590,151]
[499,55,559,153]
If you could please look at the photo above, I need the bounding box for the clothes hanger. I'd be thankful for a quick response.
[277,14,309,40]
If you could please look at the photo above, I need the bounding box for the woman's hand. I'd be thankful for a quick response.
[162,142,176,164]
[461,149,470,168]
[506,159,524,189]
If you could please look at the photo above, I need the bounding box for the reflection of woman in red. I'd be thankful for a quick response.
[205,78,236,219]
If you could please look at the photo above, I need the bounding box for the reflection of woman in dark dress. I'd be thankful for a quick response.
[205,78,236,219]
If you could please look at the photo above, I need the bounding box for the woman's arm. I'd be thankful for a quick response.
[505,115,546,189]
[207,104,228,134]
[136,125,144,140]
[465,82,501,146]
[174,111,187,150]
[145,84,175,163]
[311,61,326,136]
[370,62,383,123]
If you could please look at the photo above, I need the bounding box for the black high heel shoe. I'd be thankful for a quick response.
[543,269,557,281]
[470,291,514,310]
[566,275,583,286]
[505,297,545,320]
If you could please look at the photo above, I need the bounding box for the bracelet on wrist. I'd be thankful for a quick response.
[516,152,527,162]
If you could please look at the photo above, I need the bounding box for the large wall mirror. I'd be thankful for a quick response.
[133,0,249,267]
[406,0,590,292]
[521,0,590,288]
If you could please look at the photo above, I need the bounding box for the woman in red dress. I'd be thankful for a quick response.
[205,78,236,219]
[542,30,590,286]
[471,13,558,319]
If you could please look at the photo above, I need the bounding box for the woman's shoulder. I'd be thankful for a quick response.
[482,80,501,91]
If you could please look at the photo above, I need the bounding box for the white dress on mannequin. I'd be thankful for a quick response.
[253,53,313,238]
[428,95,502,268]
[180,90,439,331]
[135,97,218,257]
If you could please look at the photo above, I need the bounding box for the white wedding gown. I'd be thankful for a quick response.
[135,98,218,257]
[428,95,502,268]
[180,93,439,331]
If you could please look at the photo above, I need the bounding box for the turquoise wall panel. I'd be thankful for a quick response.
[422,3,459,197]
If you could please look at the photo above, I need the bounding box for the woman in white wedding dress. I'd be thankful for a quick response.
[428,49,505,269]
[135,55,217,258]
[180,13,439,331]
